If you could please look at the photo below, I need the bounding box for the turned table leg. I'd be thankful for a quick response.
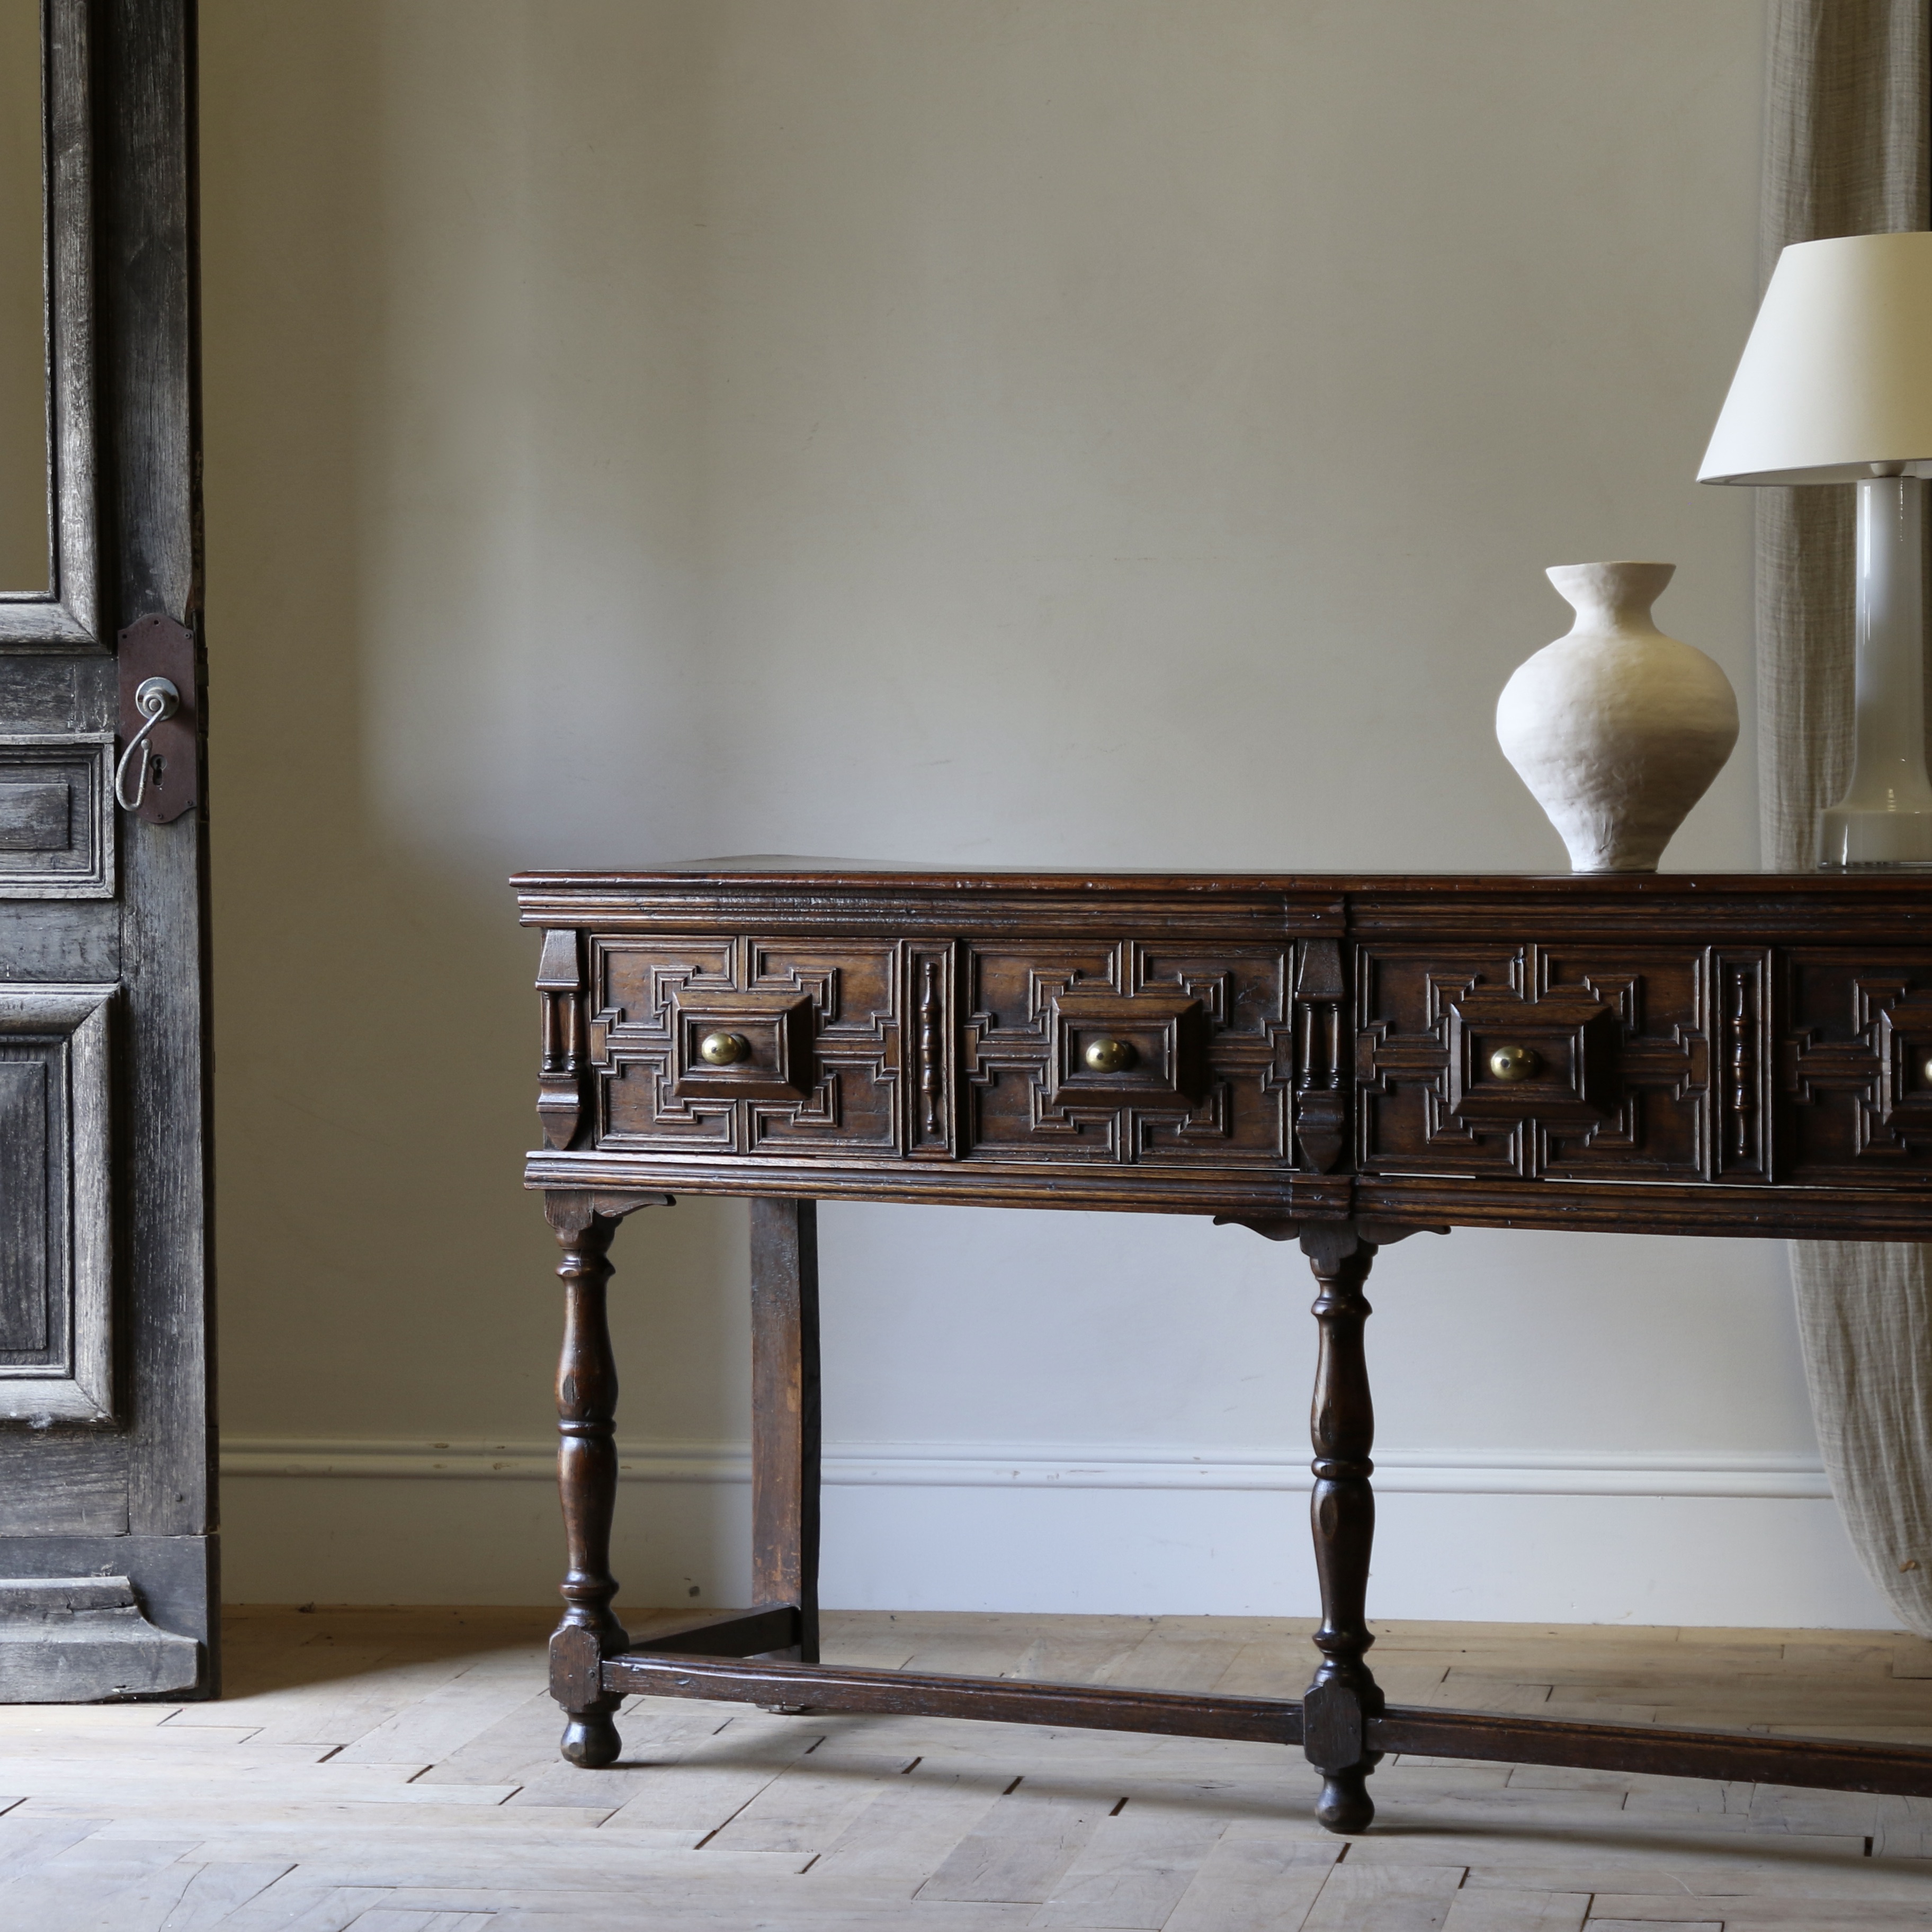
[750,1198,821,1662]
[1301,1223,1385,1833]
[544,1189,658,1767]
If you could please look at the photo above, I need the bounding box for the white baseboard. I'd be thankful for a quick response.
[219,1436,1830,1500]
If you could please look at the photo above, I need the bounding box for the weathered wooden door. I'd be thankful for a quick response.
[0,0,213,1698]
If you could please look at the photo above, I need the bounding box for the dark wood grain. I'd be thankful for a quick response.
[0,1059,50,1350]
[0,0,212,1698]
[528,1147,1352,1219]
[1299,1222,1383,1833]
[908,942,960,1157]
[0,902,120,979]
[518,862,1932,1824]
[1367,1705,1932,1799]
[0,777,82,852]
[750,1198,820,1663]
[534,928,588,1151]
[1292,937,1347,1172]
[593,1650,1932,1800]
[918,955,944,1137]
[0,0,97,647]
[0,1434,128,1534]
[629,1604,801,1657]
[0,740,111,896]
[0,1532,210,1645]
[1350,1175,1932,1241]
[544,1190,643,1768]
[601,1652,1304,1745]
[523,868,1932,1237]
[105,0,216,1683]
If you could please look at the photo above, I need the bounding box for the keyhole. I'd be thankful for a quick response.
[149,756,165,786]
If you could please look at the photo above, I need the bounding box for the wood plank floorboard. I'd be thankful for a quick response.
[0,1609,1927,1927]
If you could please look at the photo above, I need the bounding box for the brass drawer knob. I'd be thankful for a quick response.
[1083,1036,1138,1074]
[1488,1043,1541,1082]
[698,1030,750,1067]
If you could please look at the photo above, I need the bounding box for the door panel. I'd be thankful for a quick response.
[0,0,212,1700]
[0,736,112,893]
[0,983,112,1421]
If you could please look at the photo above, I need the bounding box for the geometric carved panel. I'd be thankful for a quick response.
[960,941,1293,1165]
[0,737,113,898]
[0,985,113,1423]
[589,937,902,1155]
[1356,944,1713,1182]
[1781,950,1932,1180]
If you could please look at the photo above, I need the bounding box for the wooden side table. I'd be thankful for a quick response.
[516,863,1932,1832]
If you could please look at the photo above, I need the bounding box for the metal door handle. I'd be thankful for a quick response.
[114,676,180,811]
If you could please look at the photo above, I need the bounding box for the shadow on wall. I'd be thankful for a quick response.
[201,1,744,1518]
[196,0,1840,1624]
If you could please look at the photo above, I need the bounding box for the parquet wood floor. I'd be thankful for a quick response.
[4,1608,1931,1929]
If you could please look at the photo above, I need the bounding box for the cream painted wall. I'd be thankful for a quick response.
[201,1,1894,1625]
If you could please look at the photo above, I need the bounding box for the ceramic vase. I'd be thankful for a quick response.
[1495,561,1739,873]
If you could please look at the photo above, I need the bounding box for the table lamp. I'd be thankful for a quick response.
[1699,230,1932,867]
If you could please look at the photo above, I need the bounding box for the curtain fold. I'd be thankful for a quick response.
[1759,0,1932,1634]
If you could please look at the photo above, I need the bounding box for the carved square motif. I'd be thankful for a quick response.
[1357,944,1709,1182]
[1445,987,1621,1128]
[1783,956,1932,1176]
[1873,991,1932,1137]
[670,990,815,1103]
[1049,993,1208,1108]
[589,937,901,1155]
[961,943,1291,1166]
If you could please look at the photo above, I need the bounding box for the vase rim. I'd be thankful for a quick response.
[1546,560,1676,619]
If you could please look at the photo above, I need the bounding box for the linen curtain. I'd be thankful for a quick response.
[1759,0,1932,1633]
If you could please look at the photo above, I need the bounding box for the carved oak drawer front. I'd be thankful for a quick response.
[589,938,904,1155]
[1783,950,1932,1182]
[1356,943,1770,1184]
[960,942,1294,1165]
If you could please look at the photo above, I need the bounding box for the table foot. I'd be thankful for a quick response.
[1315,1767,1375,1834]
[561,1705,623,1768]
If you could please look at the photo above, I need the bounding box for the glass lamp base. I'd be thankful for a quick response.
[1817,805,1932,868]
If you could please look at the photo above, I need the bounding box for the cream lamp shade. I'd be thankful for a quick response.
[1697,229,1932,866]
[1698,231,1932,485]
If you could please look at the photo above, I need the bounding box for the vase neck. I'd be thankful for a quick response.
[1547,561,1674,636]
